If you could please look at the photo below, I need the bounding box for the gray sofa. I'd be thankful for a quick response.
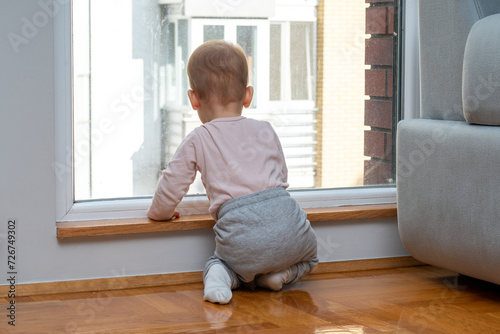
[397,0,500,285]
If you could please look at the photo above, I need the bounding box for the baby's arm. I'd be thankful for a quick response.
[147,134,198,221]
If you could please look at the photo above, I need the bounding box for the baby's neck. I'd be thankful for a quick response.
[200,101,243,123]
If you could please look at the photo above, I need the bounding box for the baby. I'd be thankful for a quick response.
[147,40,318,304]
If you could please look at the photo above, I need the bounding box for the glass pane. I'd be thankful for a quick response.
[74,1,177,200]
[163,19,188,170]
[178,20,189,107]
[316,1,396,188]
[165,22,176,102]
[237,26,257,108]
[290,22,313,100]
[73,1,398,201]
[269,24,281,101]
[204,25,224,42]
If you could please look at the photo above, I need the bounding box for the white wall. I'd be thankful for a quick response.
[0,0,408,285]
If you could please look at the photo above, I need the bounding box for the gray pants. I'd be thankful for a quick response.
[203,187,318,289]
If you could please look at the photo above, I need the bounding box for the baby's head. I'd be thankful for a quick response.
[187,40,249,105]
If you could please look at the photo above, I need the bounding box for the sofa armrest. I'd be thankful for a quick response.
[397,119,500,285]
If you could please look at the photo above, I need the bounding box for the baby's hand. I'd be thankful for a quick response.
[171,210,181,220]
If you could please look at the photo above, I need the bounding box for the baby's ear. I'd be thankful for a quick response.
[187,89,200,110]
[243,86,254,108]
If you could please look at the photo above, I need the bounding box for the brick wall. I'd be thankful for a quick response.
[363,0,395,185]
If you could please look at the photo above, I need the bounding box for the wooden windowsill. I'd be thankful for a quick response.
[56,203,397,238]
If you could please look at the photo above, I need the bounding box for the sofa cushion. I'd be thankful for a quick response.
[463,14,500,125]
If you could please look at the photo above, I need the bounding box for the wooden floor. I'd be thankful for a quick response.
[2,265,500,333]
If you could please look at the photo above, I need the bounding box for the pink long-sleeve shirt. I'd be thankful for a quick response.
[147,116,289,220]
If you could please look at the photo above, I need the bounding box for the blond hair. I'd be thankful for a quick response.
[187,40,249,105]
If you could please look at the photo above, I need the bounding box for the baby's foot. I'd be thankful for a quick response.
[255,268,292,291]
[203,264,232,304]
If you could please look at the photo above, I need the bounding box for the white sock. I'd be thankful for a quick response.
[203,264,232,304]
[255,268,293,291]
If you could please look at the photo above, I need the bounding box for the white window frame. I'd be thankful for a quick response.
[54,1,409,223]
[402,0,420,120]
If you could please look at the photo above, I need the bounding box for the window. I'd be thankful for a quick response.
[62,0,400,220]
[270,22,314,102]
